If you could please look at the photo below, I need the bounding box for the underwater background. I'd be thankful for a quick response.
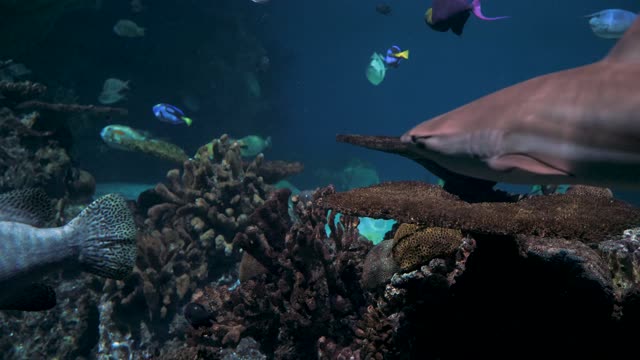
[5,0,637,198]
[2,0,640,359]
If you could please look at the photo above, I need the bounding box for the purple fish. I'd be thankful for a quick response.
[425,0,509,36]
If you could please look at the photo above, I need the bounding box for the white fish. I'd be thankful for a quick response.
[113,19,145,37]
[586,9,637,39]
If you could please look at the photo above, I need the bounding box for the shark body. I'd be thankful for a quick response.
[401,16,640,189]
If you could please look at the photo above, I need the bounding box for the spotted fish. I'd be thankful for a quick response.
[0,189,138,311]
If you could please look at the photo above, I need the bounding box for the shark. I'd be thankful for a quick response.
[400,16,640,189]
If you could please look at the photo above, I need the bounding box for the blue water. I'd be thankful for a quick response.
[14,0,640,202]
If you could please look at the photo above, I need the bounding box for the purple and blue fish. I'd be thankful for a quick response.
[152,103,193,126]
[425,0,509,36]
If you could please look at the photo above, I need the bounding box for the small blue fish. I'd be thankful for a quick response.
[585,9,637,39]
[383,45,409,68]
[152,103,193,126]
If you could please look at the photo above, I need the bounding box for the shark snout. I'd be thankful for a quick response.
[400,134,416,144]
[401,133,432,149]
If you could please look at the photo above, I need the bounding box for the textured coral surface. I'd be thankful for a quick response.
[318,181,640,243]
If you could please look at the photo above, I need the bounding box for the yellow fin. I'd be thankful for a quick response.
[425,8,433,24]
[394,50,409,60]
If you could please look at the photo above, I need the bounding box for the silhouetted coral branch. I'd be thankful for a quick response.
[0,80,46,99]
[15,100,128,116]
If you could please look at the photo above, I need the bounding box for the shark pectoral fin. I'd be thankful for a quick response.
[0,283,57,311]
[487,154,572,176]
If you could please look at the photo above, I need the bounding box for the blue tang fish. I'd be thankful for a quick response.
[384,45,409,68]
[585,9,637,39]
[152,103,193,126]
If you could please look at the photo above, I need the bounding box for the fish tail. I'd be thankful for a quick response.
[425,8,434,24]
[182,117,193,126]
[68,194,137,279]
[396,50,409,59]
[470,0,509,21]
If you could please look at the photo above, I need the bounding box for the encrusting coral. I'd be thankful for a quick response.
[179,179,640,359]
[318,181,640,243]
[323,181,640,358]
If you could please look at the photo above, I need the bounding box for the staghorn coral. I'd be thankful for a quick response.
[0,80,46,100]
[162,175,640,359]
[318,181,640,244]
[96,134,276,357]
[255,160,304,184]
[15,100,128,116]
[0,107,72,195]
[186,186,372,359]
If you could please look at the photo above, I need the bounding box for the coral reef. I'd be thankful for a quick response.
[0,80,47,101]
[0,75,102,200]
[318,181,640,243]
[0,107,71,196]
[255,160,304,184]
[185,186,372,359]
[178,180,640,359]
[0,133,294,359]
[332,182,640,358]
[0,275,104,359]
[95,134,279,357]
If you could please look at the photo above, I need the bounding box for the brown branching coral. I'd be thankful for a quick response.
[0,107,72,195]
[318,181,640,243]
[0,80,46,99]
[255,160,304,184]
[99,134,276,355]
[187,186,372,359]
[15,100,128,116]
